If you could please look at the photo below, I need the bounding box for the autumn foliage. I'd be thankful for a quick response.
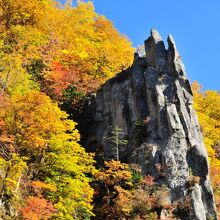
[93,160,169,219]
[0,90,96,219]
[0,0,134,104]
[192,81,220,217]
[20,196,55,220]
[0,1,134,217]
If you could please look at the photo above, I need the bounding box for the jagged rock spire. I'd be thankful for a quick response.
[167,33,180,60]
[144,28,166,69]
[86,30,217,219]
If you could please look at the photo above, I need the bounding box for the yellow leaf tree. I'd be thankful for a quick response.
[192,81,220,216]
[0,91,96,219]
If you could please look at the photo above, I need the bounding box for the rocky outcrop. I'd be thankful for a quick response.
[86,30,217,219]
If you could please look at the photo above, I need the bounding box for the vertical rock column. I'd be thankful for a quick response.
[143,30,217,219]
[91,30,217,219]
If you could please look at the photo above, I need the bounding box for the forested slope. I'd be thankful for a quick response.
[0,0,133,218]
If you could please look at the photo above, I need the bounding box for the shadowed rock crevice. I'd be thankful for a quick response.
[85,29,217,219]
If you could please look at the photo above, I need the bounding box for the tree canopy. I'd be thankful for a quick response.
[0,0,134,103]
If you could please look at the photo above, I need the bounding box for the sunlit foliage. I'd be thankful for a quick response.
[0,1,134,217]
[0,0,134,103]
[0,91,96,219]
[192,81,220,217]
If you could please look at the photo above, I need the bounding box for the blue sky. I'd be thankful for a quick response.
[60,0,219,91]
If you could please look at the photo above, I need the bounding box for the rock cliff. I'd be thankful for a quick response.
[86,30,217,219]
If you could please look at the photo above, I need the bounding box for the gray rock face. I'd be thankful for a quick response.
[87,30,217,219]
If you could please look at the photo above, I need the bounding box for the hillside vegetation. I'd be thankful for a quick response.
[0,0,133,218]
